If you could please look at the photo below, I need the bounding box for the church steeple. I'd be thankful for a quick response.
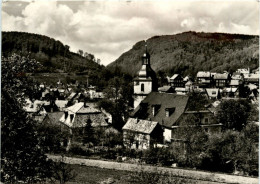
[133,42,158,109]
[142,43,150,65]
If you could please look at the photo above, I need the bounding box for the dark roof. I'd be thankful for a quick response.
[131,92,189,128]
[43,112,64,126]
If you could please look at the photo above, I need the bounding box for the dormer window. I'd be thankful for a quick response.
[70,114,74,122]
[64,111,68,119]
[152,104,161,116]
[165,107,175,117]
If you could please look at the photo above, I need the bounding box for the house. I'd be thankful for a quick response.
[41,112,71,147]
[24,99,48,122]
[183,76,191,83]
[244,74,259,86]
[185,81,194,93]
[229,79,240,88]
[158,86,175,93]
[205,88,221,100]
[131,92,189,143]
[172,109,222,141]
[169,74,184,87]
[236,68,250,76]
[55,100,68,111]
[196,71,213,88]
[175,87,188,95]
[231,72,244,81]
[222,87,239,98]
[213,73,231,88]
[122,118,163,149]
[59,102,111,138]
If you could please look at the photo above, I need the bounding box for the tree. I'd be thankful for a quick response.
[52,156,77,184]
[1,54,52,183]
[98,76,133,131]
[216,99,251,131]
[172,114,208,168]
[203,125,258,176]
[77,49,83,56]
[83,118,95,146]
[186,92,210,111]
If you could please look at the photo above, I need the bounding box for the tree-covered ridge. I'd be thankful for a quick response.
[2,31,103,73]
[108,31,259,77]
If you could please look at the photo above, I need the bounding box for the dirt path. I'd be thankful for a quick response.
[47,154,258,184]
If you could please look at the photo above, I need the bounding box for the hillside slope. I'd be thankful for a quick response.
[108,31,259,77]
[2,31,103,73]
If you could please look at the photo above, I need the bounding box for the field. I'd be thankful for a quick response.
[63,164,226,184]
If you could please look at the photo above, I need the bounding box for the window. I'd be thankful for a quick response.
[65,111,68,119]
[141,83,144,92]
[70,114,74,121]
[166,110,169,117]
[205,117,209,123]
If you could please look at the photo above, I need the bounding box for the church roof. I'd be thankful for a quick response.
[138,63,157,80]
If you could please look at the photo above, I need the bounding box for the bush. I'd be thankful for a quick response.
[142,148,174,166]
[69,145,91,156]
[102,149,117,160]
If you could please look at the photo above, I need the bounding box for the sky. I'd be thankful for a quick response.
[2,0,259,66]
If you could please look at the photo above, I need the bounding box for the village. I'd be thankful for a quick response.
[22,47,259,169]
[1,1,259,183]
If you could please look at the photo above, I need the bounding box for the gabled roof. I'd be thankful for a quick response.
[183,76,189,81]
[44,112,64,126]
[170,74,179,80]
[205,88,219,98]
[131,92,189,128]
[214,73,229,80]
[55,100,68,109]
[158,86,173,92]
[60,103,109,128]
[197,71,211,78]
[65,102,101,114]
[23,99,49,113]
[185,81,193,86]
[67,92,77,101]
[123,118,158,134]
[247,83,258,90]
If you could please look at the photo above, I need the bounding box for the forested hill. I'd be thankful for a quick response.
[2,31,103,73]
[108,31,259,77]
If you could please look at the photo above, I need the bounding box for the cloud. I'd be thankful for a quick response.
[2,1,259,66]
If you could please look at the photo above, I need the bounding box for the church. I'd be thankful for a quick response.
[133,44,158,109]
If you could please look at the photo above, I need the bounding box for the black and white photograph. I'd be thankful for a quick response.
[1,0,259,183]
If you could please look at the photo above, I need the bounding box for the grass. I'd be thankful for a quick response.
[61,164,226,184]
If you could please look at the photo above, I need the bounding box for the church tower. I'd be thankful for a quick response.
[133,43,157,109]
